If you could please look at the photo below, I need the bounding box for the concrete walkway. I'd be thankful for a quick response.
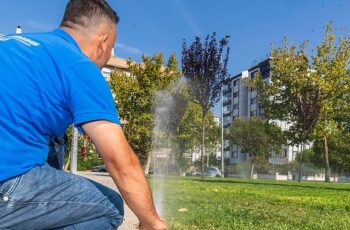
[78,171,139,230]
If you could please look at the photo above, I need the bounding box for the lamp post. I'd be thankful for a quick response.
[221,87,224,178]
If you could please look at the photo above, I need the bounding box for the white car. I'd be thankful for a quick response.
[206,167,221,177]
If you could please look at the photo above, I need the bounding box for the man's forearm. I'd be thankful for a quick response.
[82,121,166,229]
[105,146,159,225]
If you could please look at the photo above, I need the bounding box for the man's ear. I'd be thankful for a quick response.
[96,34,109,59]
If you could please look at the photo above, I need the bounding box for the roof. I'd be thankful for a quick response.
[248,57,271,72]
[106,56,130,70]
[105,56,167,72]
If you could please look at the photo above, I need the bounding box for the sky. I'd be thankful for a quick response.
[1,0,350,115]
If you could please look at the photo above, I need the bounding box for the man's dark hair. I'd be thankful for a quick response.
[60,0,120,29]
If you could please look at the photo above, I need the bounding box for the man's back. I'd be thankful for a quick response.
[0,29,116,181]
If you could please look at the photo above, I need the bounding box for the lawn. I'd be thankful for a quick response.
[151,177,350,230]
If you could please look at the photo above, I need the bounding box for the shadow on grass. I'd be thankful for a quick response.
[191,178,350,191]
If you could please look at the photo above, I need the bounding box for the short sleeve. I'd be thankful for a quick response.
[62,61,121,128]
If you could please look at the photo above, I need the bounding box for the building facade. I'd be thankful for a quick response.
[102,55,131,80]
[223,58,307,165]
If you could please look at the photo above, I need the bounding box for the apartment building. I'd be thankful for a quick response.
[222,71,249,164]
[223,58,305,165]
[102,53,132,81]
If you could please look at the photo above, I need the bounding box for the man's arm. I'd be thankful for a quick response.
[82,120,167,230]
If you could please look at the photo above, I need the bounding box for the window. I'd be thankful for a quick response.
[233,104,238,110]
[262,71,270,79]
[233,92,239,98]
[250,97,257,105]
[284,149,288,157]
[251,70,258,79]
[224,117,232,125]
[250,110,257,117]
[224,105,231,113]
[233,80,239,87]
[231,151,238,158]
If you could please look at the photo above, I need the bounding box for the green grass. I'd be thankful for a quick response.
[150,177,350,230]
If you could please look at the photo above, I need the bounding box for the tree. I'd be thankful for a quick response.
[311,25,350,181]
[173,101,220,172]
[204,112,221,167]
[109,53,181,173]
[248,24,350,182]
[228,118,285,179]
[312,129,350,178]
[182,33,230,179]
[249,41,321,182]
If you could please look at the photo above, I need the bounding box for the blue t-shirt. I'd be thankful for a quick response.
[0,29,120,181]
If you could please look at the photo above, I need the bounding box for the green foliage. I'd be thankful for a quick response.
[248,40,319,145]
[295,149,316,163]
[182,33,230,178]
[77,150,104,171]
[109,53,181,163]
[159,177,350,230]
[176,102,202,154]
[64,126,104,171]
[228,118,285,161]
[76,136,103,171]
[248,24,350,182]
[312,129,350,175]
[228,118,285,178]
[175,102,220,161]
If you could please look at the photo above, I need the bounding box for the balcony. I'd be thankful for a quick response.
[232,109,238,116]
[223,88,232,95]
[223,100,231,106]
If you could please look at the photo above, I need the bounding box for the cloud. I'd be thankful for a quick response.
[115,43,144,56]
[171,0,201,35]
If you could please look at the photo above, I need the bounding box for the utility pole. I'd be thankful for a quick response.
[221,88,224,178]
[70,127,78,174]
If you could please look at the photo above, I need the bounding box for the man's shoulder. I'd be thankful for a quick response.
[23,29,90,69]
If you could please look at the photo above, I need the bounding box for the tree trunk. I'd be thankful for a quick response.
[298,143,304,182]
[323,136,331,182]
[144,152,152,175]
[201,111,206,180]
[178,149,183,174]
[207,151,209,167]
[250,161,255,179]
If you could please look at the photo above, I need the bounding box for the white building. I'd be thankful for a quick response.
[223,58,309,165]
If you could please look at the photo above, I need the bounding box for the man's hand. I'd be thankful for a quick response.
[139,218,168,230]
[81,120,167,229]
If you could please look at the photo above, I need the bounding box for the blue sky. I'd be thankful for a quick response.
[1,0,350,115]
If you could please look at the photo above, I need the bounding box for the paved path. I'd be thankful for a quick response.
[78,171,139,230]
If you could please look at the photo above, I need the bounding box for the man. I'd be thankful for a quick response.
[0,0,167,229]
